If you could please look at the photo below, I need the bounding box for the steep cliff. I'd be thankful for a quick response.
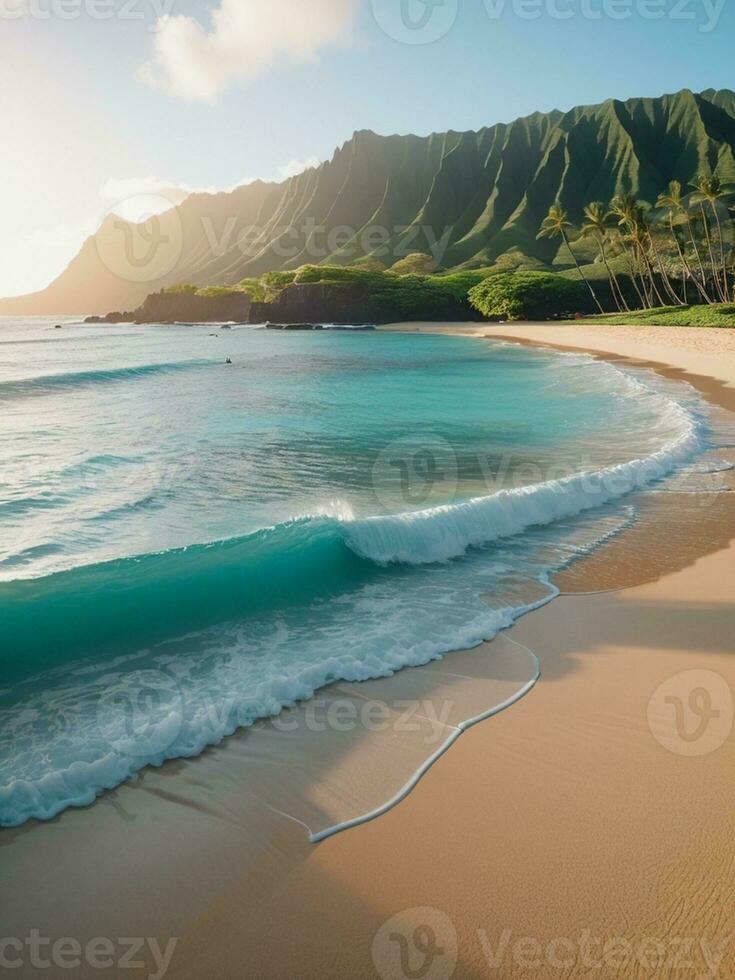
[4,87,735,315]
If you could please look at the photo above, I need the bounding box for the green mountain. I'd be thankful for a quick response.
[4,87,735,315]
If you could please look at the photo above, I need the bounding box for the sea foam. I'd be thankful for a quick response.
[0,355,710,828]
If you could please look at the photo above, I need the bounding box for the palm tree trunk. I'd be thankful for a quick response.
[597,235,626,312]
[638,241,667,307]
[560,229,605,313]
[670,214,708,305]
[711,204,731,302]
[649,232,685,306]
[624,247,649,309]
[699,203,726,302]
[685,213,714,303]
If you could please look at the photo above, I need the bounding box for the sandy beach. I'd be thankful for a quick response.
[3,323,734,980]
[163,324,734,980]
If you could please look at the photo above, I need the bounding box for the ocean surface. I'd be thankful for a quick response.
[0,316,728,828]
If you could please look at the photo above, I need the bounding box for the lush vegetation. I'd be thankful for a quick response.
[469,272,587,320]
[536,175,735,317]
[390,252,439,275]
[163,283,248,298]
[286,265,491,320]
[160,265,493,323]
[578,304,735,327]
[161,193,735,327]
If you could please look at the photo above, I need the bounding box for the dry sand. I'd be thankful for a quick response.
[3,323,734,980]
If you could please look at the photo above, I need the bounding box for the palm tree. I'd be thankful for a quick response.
[617,235,650,308]
[609,195,649,308]
[690,174,732,302]
[644,210,685,306]
[689,176,724,301]
[581,203,629,312]
[610,195,666,308]
[538,203,604,313]
[655,181,710,304]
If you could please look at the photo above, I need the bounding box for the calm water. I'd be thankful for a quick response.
[0,317,719,826]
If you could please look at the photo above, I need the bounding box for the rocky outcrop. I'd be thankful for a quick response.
[84,290,252,325]
[250,283,372,324]
[134,290,251,324]
[250,281,479,324]
[85,311,135,324]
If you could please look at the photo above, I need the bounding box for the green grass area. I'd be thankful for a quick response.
[577,304,735,328]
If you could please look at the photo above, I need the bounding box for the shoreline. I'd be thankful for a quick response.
[2,322,734,979]
[382,320,735,595]
[176,324,734,978]
[379,320,735,412]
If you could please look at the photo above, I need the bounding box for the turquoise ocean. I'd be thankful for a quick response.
[0,317,727,827]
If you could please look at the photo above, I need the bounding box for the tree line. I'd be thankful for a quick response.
[538,175,734,313]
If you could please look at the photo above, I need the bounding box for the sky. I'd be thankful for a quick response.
[2,0,734,298]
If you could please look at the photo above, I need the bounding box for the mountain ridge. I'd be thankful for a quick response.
[4,86,735,315]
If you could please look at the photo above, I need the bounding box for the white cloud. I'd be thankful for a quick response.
[138,0,358,102]
[98,176,218,221]
[98,163,321,224]
[276,156,322,180]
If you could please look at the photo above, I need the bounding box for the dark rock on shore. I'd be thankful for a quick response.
[129,290,252,324]
[84,275,473,329]
[84,311,134,324]
[251,280,475,325]
[85,290,252,326]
